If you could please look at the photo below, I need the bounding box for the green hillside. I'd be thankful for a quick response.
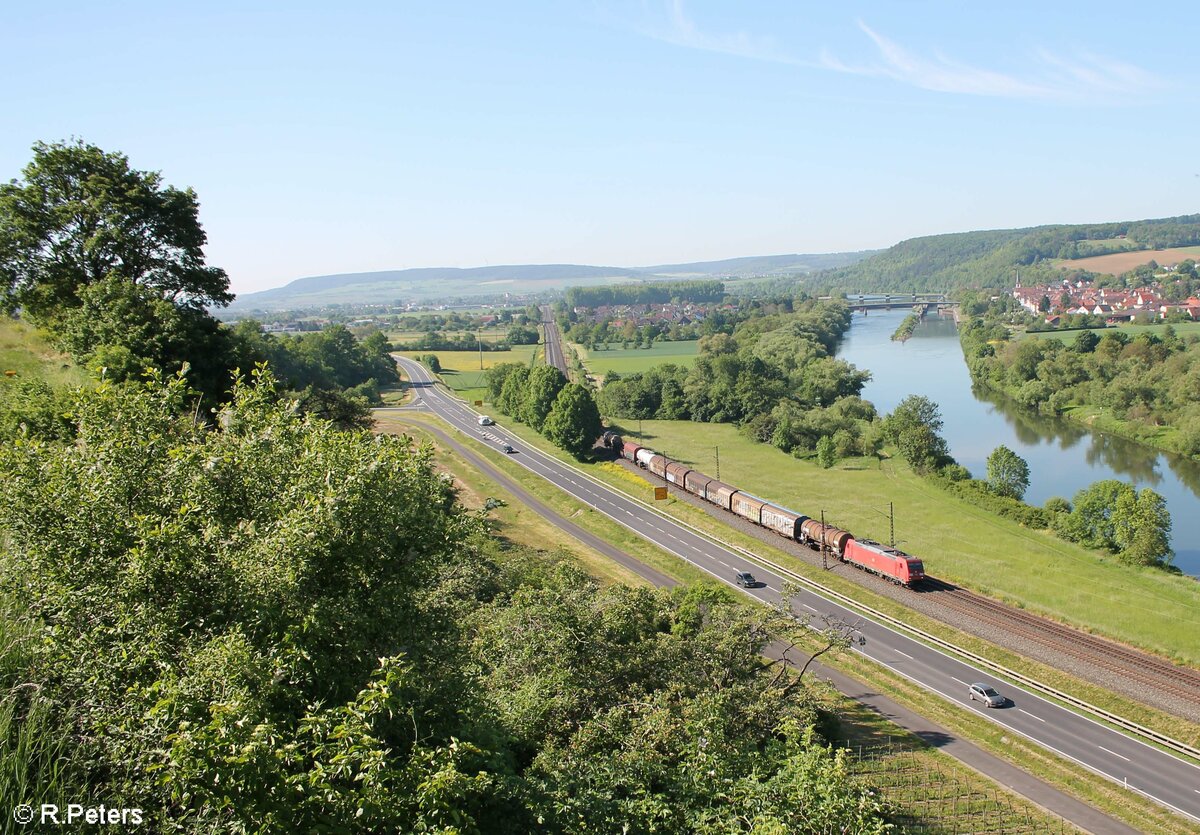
[822,214,1200,292]
[0,318,86,387]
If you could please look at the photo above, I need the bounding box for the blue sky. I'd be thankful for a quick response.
[3,1,1196,295]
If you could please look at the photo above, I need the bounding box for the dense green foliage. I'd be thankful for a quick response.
[822,215,1200,293]
[1050,481,1174,567]
[0,371,889,831]
[0,141,397,418]
[596,300,878,458]
[485,364,605,459]
[880,396,951,474]
[960,303,1200,458]
[986,445,1030,500]
[890,314,919,342]
[542,382,604,457]
[0,140,236,400]
[565,280,725,309]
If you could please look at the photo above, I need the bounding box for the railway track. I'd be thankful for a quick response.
[919,577,1200,703]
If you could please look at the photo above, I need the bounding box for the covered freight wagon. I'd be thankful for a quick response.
[799,518,852,557]
[664,461,690,486]
[683,469,713,498]
[731,493,766,525]
[621,441,642,462]
[842,539,925,586]
[760,503,806,539]
[646,454,668,478]
[703,479,739,511]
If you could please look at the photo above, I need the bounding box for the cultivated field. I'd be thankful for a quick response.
[574,339,700,376]
[395,345,538,402]
[1057,246,1200,274]
[614,418,1200,665]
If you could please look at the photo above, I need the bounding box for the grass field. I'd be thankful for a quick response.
[395,345,538,403]
[1023,320,1200,343]
[1056,245,1200,274]
[574,339,700,376]
[614,418,1200,665]
[0,318,87,387]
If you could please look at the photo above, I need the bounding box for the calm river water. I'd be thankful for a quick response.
[835,308,1200,576]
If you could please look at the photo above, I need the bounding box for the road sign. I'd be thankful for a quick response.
[474,400,483,406]
[654,487,667,501]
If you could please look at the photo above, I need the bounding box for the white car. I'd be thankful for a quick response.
[477,416,493,426]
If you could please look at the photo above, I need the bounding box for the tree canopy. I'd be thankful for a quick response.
[0,140,232,318]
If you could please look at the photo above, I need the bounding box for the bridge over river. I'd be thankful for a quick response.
[819,293,957,312]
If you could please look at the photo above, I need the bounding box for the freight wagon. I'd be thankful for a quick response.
[611,437,930,589]
[842,539,924,586]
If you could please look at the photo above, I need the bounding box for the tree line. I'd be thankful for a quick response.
[565,279,725,309]
[482,363,603,458]
[959,300,1200,458]
[597,299,880,461]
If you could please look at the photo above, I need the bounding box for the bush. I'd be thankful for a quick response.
[936,477,1048,528]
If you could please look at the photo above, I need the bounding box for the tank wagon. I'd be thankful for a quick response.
[617,438,925,587]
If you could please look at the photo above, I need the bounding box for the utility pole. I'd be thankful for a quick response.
[890,501,895,548]
[476,332,483,370]
[715,446,720,481]
[820,509,828,571]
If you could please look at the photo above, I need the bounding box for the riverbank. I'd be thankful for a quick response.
[974,372,1199,464]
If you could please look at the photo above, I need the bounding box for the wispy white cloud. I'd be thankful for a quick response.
[823,20,1163,102]
[631,3,1162,103]
[640,0,807,66]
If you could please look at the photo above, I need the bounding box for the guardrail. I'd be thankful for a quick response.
[398,362,1200,764]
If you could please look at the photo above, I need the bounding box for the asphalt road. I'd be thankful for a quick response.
[396,355,1200,826]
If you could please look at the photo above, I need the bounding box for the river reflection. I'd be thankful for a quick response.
[836,309,1200,575]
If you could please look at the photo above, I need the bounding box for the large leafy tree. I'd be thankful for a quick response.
[1113,487,1173,567]
[543,382,602,458]
[986,445,1030,500]
[520,365,566,431]
[883,395,951,473]
[0,140,232,319]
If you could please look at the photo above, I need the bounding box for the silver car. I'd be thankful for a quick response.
[969,682,1006,708]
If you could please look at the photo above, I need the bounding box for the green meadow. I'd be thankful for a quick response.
[615,418,1200,665]
[574,339,700,376]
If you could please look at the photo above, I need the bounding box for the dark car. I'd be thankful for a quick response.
[734,571,756,588]
[502,444,514,454]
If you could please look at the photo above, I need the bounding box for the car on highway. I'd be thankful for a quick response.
[502,444,514,454]
[477,415,494,426]
[734,571,757,588]
[968,683,1006,708]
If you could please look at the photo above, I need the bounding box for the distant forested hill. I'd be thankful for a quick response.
[228,252,875,312]
[823,214,1200,293]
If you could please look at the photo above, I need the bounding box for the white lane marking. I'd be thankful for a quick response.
[1019,709,1045,723]
[1098,745,1130,762]
[800,603,817,612]
[892,649,913,660]
[950,676,968,686]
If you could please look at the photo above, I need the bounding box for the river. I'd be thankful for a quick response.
[835,308,1200,576]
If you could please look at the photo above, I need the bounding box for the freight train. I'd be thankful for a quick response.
[607,435,925,586]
